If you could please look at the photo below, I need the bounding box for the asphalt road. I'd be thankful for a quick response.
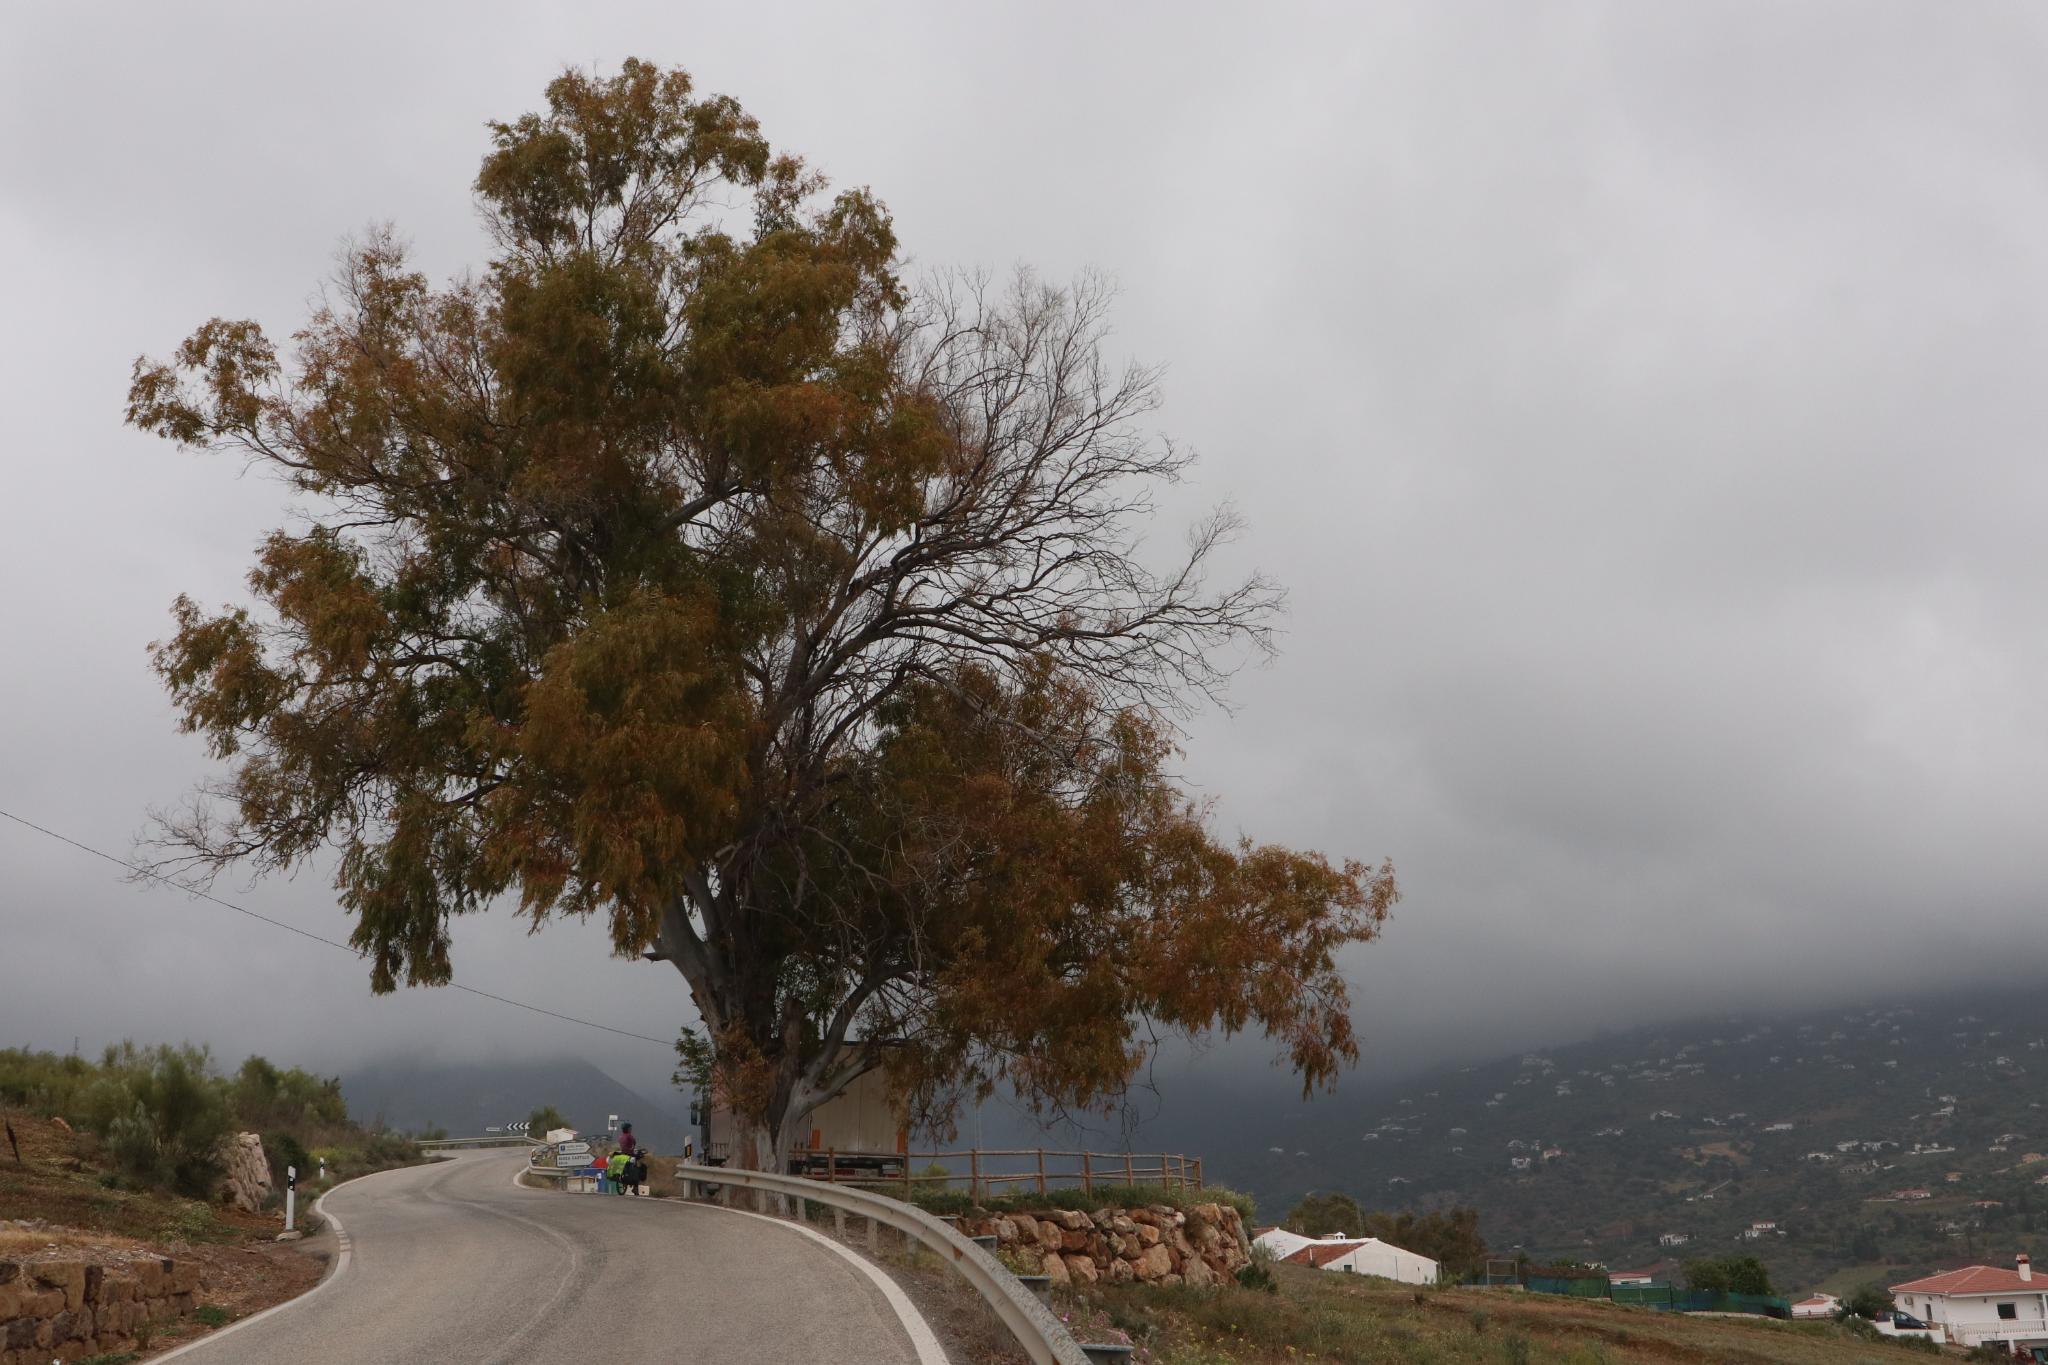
[162,1150,942,1364]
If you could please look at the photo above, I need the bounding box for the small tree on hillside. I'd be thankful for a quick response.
[1288,1192,1368,1237]
[1844,1281,1895,1319]
[129,59,1397,1168]
[527,1105,568,1137]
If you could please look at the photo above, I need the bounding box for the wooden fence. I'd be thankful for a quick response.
[784,1146,1205,1200]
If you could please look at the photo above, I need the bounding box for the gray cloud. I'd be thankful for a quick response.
[5,1,2045,1110]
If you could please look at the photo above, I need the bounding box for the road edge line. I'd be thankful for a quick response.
[666,1195,949,1365]
[148,1157,433,1361]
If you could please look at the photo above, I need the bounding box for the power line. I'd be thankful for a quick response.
[0,807,673,1048]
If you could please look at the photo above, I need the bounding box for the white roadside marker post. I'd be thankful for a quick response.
[285,1164,297,1232]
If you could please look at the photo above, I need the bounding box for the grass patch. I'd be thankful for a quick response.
[1079,1261,1962,1363]
[193,1303,232,1327]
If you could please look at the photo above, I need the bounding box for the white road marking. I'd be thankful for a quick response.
[148,1165,375,1360]
[671,1196,951,1365]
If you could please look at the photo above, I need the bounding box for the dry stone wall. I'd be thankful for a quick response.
[959,1201,1250,1289]
[0,1255,203,1364]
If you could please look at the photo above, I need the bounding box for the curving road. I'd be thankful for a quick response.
[161,1149,942,1364]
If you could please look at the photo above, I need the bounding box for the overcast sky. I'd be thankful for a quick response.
[5,1,2048,1113]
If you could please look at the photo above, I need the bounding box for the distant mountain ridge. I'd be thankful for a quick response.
[340,1056,687,1152]
[1203,985,2048,1293]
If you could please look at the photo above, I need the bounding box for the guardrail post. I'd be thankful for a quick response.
[867,1213,879,1253]
[835,1207,845,1237]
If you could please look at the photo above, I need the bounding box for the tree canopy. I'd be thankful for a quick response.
[128,58,1397,1162]
[1683,1255,1775,1296]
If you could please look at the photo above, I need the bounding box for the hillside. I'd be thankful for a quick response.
[339,1056,689,1151]
[1209,985,2048,1295]
[1086,1259,1953,1364]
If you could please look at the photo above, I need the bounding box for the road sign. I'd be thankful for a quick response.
[554,1141,593,1165]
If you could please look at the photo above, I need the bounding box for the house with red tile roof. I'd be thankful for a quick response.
[1789,1292,1839,1319]
[1275,1234,1440,1284]
[1890,1254,2048,1351]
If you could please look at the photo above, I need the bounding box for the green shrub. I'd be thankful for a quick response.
[265,1130,311,1187]
[193,1304,231,1327]
[1234,1260,1277,1293]
[1501,1333,1533,1365]
[160,1201,220,1244]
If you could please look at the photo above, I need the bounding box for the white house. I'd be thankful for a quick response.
[1281,1235,1439,1284]
[1250,1226,1318,1261]
[1790,1292,1840,1319]
[1891,1255,2048,1353]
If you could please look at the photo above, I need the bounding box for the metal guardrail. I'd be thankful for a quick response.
[416,1135,545,1150]
[675,1161,1092,1365]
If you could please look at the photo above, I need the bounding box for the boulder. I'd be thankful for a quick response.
[215,1132,273,1214]
[1063,1254,1098,1285]
[1135,1243,1174,1280]
[1182,1254,1215,1288]
[1107,1258,1134,1283]
[1041,1252,1070,1287]
[1135,1224,1161,1247]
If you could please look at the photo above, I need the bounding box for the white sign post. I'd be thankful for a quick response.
[285,1165,297,1232]
[607,1114,618,1133]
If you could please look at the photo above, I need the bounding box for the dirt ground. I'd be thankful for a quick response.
[1,1110,335,1358]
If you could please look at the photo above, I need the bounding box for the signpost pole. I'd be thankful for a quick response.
[285,1165,297,1232]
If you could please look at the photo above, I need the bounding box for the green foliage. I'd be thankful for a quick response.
[1288,1191,1366,1237]
[96,1045,230,1196]
[160,1201,222,1243]
[265,1130,311,1187]
[2,1041,420,1198]
[1842,1280,1894,1318]
[528,1104,569,1136]
[228,1056,347,1132]
[1235,1259,1277,1293]
[193,1304,231,1327]
[1682,1255,1774,1296]
[1501,1332,1532,1365]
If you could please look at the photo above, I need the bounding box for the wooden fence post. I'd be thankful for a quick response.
[1036,1148,1046,1195]
[1083,1151,1093,1196]
[970,1149,981,1202]
[1123,1152,1133,1186]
